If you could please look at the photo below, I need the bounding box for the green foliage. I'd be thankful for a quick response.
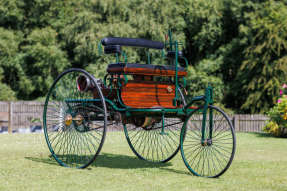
[0,82,16,101]
[0,67,16,100]
[0,0,286,115]
[0,0,25,29]
[19,27,69,99]
[230,0,287,113]
[187,58,224,103]
[0,27,22,59]
[0,27,23,100]
[183,0,224,62]
[264,94,287,137]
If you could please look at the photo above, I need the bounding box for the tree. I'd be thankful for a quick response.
[0,28,21,100]
[19,27,70,99]
[0,67,16,101]
[231,0,287,113]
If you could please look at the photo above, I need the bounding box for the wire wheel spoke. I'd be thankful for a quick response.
[43,69,107,168]
[180,105,236,178]
[124,116,182,163]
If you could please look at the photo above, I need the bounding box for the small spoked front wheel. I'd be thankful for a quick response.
[43,68,107,168]
[180,105,236,178]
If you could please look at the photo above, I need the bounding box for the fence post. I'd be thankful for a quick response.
[8,101,12,133]
[232,115,239,132]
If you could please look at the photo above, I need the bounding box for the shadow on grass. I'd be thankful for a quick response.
[25,155,58,166]
[248,132,286,139]
[159,167,191,176]
[25,152,175,170]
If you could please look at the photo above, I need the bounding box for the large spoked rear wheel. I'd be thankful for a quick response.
[43,68,107,168]
[180,105,236,177]
[124,116,183,163]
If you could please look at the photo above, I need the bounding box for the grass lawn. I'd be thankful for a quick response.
[0,132,286,191]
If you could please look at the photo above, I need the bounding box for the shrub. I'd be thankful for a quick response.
[263,84,287,137]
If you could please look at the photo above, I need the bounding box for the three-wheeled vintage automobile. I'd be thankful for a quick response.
[43,31,236,178]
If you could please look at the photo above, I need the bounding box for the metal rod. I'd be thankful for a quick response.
[173,41,179,106]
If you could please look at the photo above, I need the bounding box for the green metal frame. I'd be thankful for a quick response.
[65,84,214,143]
[97,30,215,143]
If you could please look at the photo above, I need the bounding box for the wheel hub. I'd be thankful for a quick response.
[74,114,84,126]
[65,114,73,126]
[64,113,84,126]
[201,139,212,146]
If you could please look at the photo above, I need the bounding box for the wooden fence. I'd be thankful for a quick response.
[0,101,43,133]
[0,101,269,133]
[231,114,269,132]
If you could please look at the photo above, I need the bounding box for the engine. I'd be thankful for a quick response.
[123,115,161,129]
[76,74,93,92]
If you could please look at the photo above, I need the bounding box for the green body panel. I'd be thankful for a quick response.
[66,98,192,116]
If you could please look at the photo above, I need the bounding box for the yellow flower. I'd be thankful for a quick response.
[283,113,287,120]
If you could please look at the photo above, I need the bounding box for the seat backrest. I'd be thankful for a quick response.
[101,37,164,50]
[104,45,121,54]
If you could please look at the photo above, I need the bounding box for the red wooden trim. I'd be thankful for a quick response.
[188,106,198,109]
[107,66,187,77]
